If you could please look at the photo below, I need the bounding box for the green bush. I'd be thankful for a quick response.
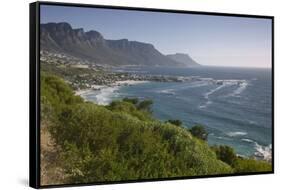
[233,158,272,173]
[189,125,208,141]
[211,145,237,166]
[41,73,83,109]
[211,145,272,173]
[166,120,182,126]
[49,102,232,181]
[122,97,139,105]
[107,100,152,121]
[137,99,153,113]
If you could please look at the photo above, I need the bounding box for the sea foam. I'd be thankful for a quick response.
[95,86,120,105]
[241,138,255,143]
[199,82,229,109]
[198,79,248,109]
[226,131,247,137]
[228,81,249,97]
[158,89,176,95]
[254,143,272,161]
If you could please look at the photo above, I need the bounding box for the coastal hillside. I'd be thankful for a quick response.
[40,71,272,185]
[167,53,201,67]
[40,73,232,185]
[40,22,185,67]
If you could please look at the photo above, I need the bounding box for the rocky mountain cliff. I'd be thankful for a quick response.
[40,22,185,67]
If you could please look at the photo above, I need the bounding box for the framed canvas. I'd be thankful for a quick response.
[29,1,274,188]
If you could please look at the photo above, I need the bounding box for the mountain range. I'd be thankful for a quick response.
[40,22,200,67]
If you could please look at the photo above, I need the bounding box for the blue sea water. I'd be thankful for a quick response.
[83,66,272,158]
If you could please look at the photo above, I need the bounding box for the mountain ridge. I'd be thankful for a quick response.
[41,22,187,67]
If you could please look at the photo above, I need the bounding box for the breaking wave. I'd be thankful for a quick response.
[226,131,247,137]
[241,138,255,143]
[254,143,272,161]
[96,86,120,105]
[199,82,230,109]
[227,81,249,97]
[158,89,176,95]
[198,79,248,109]
[240,138,272,161]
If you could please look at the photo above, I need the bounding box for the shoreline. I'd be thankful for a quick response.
[75,80,149,104]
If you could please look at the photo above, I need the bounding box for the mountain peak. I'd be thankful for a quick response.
[86,30,104,39]
[56,22,72,29]
[167,53,201,67]
[42,22,73,31]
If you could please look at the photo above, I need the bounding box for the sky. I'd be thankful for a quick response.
[41,5,272,68]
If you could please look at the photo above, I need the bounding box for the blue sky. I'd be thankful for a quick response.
[41,5,272,68]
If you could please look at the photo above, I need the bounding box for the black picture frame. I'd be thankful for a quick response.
[30,1,274,189]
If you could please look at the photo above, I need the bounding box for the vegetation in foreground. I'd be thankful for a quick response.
[40,73,272,185]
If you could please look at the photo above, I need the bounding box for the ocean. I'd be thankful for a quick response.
[81,66,272,159]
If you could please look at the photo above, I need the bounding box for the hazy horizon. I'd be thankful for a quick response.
[41,5,272,68]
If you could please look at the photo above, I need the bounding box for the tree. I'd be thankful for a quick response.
[211,145,237,166]
[137,99,153,113]
[166,119,182,126]
[189,125,208,141]
[123,97,139,105]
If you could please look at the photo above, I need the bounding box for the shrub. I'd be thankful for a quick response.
[233,158,272,173]
[107,100,151,121]
[189,125,208,141]
[166,120,182,126]
[211,145,237,166]
[137,99,153,113]
[123,97,139,105]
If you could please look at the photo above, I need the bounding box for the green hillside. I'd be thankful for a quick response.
[40,73,271,185]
